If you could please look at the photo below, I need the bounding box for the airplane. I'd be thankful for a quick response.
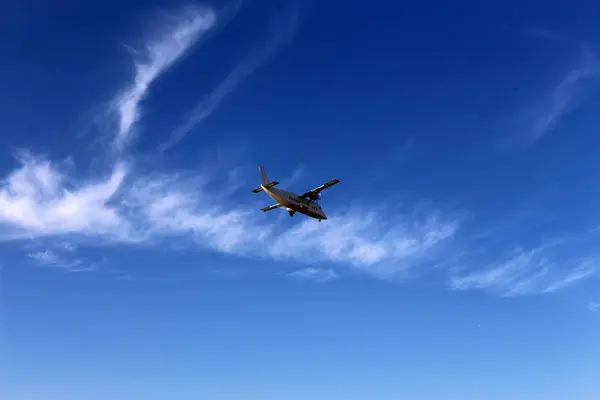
[251,166,340,222]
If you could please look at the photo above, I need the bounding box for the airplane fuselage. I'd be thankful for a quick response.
[263,186,328,220]
[253,165,338,221]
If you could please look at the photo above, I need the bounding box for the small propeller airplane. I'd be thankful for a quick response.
[251,166,340,222]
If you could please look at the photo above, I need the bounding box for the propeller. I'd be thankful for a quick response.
[308,193,321,202]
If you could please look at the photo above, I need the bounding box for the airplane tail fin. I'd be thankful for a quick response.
[251,166,280,193]
[259,166,269,185]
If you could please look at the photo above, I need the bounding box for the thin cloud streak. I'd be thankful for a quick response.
[112,4,217,151]
[27,249,102,272]
[528,63,600,144]
[158,3,301,152]
[283,165,306,188]
[506,30,600,148]
[448,244,598,296]
[287,267,340,283]
[269,211,459,279]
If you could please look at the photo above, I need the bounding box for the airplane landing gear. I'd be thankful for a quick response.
[318,219,322,222]
[288,210,295,217]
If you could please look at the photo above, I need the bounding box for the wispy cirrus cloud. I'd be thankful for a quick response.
[157,2,302,152]
[118,169,460,272]
[282,165,306,188]
[505,30,600,148]
[448,242,598,297]
[287,268,339,283]
[112,4,217,151]
[0,152,459,278]
[3,151,596,295]
[268,209,458,279]
[3,146,596,295]
[0,152,131,240]
[27,249,103,272]
[589,302,600,313]
[527,62,600,144]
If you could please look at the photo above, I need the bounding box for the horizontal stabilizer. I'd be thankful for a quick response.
[251,180,279,193]
[260,203,281,212]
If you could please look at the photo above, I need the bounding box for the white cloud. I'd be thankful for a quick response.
[122,172,264,253]
[157,2,301,152]
[589,302,600,313]
[112,4,217,151]
[60,241,76,252]
[448,244,597,296]
[0,153,132,240]
[287,267,339,283]
[121,171,459,275]
[528,63,600,144]
[2,150,595,295]
[506,31,600,147]
[282,165,306,187]
[0,153,459,278]
[27,249,101,272]
[267,210,458,278]
[28,249,60,265]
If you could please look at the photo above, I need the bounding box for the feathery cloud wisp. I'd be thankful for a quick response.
[448,244,597,296]
[268,210,458,278]
[0,153,131,240]
[157,3,300,152]
[3,151,596,295]
[505,31,600,147]
[0,154,459,279]
[122,171,460,274]
[287,268,339,283]
[113,5,217,151]
[528,63,600,144]
[27,249,102,272]
[589,302,600,313]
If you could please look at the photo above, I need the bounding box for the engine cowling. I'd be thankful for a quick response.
[307,193,320,201]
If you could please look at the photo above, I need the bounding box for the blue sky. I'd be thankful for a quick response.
[1,0,600,398]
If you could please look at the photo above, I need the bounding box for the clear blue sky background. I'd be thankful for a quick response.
[1,0,600,399]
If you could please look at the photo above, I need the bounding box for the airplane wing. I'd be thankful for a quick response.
[300,179,340,200]
[260,203,282,212]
